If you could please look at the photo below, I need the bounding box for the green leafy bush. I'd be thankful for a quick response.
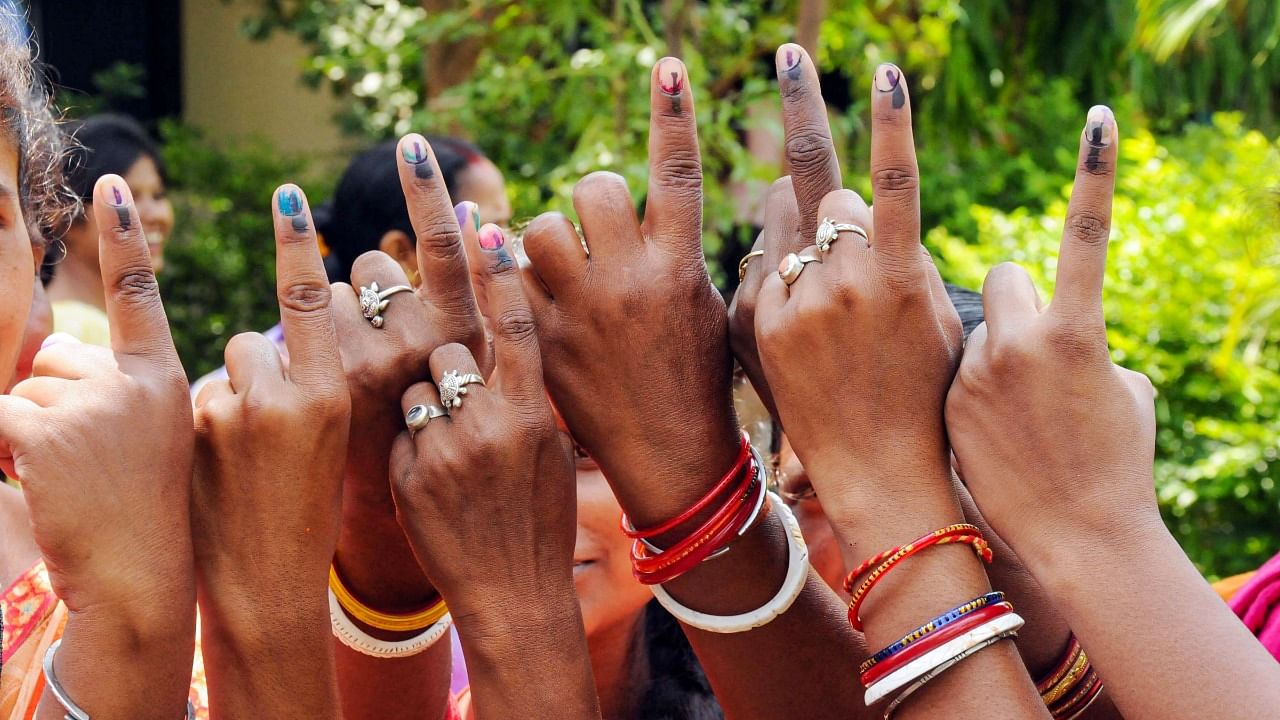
[933,115,1280,576]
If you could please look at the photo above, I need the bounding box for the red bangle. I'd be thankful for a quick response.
[1036,636,1083,694]
[845,525,993,631]
[621,431,752,539]
[860,601,1012,687]
[630,451,766,585]
[1049,667,1103,718]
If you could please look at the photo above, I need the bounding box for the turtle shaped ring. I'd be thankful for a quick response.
[358,281,414,328]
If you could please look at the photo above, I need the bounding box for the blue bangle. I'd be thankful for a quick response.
[860,591,1005,674]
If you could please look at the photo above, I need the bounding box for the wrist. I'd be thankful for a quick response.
[1031,507,1170,600]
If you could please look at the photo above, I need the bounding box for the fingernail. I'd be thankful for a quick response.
[278,187,302,215]
[1084,105,1114,148]
[106,181,132,229]
[41,332,79,350]
[874,64,906,109]
[402,134,433,179]
[479,224,505,251]
[454,202,469,230]
[278,186,309,232]
[777,43,803,80]
[657,57,685,114]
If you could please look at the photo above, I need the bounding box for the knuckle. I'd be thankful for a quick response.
[111,267,161,306]
[784,127,835,176]
[872,165,920,196]
[280,282,332,315]
[1065,211,1111,246]
[1045,321,1099,355]
[496,309,537,343]
[415,222,466,260]
[654,148,702,192]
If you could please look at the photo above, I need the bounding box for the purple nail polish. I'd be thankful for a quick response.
[455,202,469,229]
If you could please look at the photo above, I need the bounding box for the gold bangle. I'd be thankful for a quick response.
[1041,646,1091,706]
[328,564,449,632]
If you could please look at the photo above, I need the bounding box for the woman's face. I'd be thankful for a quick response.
[572,448,653,638]
[457,159,512,229]
[0,138,33,391]
[777,435,850,600]
[123,154,173,273]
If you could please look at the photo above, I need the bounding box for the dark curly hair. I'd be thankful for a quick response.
[0,6,78,246]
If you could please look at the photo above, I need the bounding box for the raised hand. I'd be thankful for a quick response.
[729,44,844,418]
[0,176,196,719]
[752,65,1047,717]
[390,221,600,719]
[944,106,1280,719]
[521,56,867,720]
[192,185,350,718]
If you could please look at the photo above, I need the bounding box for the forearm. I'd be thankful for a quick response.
[334,461,451,719]
[456,588,601,720]
[200,588,340,719]
[830,485,1047,718]
[1037,513,1280,720]
[39,594,196,720]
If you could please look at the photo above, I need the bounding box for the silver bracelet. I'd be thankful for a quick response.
[43,639,196,720]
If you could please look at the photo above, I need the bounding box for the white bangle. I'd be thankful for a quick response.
[864,611,1025,706]
[648,492,809,634]
[880,629,1019,718]
[328,588,452,658]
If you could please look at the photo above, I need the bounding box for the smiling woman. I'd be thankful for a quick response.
[44,114,172,347]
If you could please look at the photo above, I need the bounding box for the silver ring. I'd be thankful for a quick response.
[358,282,414,328]
[778,252,821,286]
[816,217,869,253]
[406,404,449,432]
[438,370,485,409]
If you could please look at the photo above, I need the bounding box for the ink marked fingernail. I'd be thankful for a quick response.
[657,58,685,114]
[875,64,906,109]
[455,202,469,230]
[278,186,310,232]
[479,225,505,251]
[278,187,302,215]
[402,135,434,179]
[1084,105,1114,148]
[778,43,803,81]
[107,182,131,229]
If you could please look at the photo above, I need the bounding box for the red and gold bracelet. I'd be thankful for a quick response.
[1038,636,1103,718]
[844,524,994,630]
[861,601,1013,687]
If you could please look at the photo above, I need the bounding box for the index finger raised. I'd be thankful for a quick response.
[92,175,177,360]
[272,184,342,386]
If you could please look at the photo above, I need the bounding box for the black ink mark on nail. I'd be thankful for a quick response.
[489,248,514,272]
[116,207,131,230]
[414,163,434,180]
[292,214,310,233]
[891,83,906,109]
[670,95,682,113]
[786,64,801,81]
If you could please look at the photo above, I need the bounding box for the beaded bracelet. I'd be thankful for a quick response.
[329,564,448,633]
[861,602,1012,687]
[860,591,1005,674]
[622,430,752,539]
[864,610,1025,706]
[846,525,994,630]
[630,449,766,585]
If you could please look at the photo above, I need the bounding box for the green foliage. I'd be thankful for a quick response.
[157,122,326,380]
[933,115,1280,576]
